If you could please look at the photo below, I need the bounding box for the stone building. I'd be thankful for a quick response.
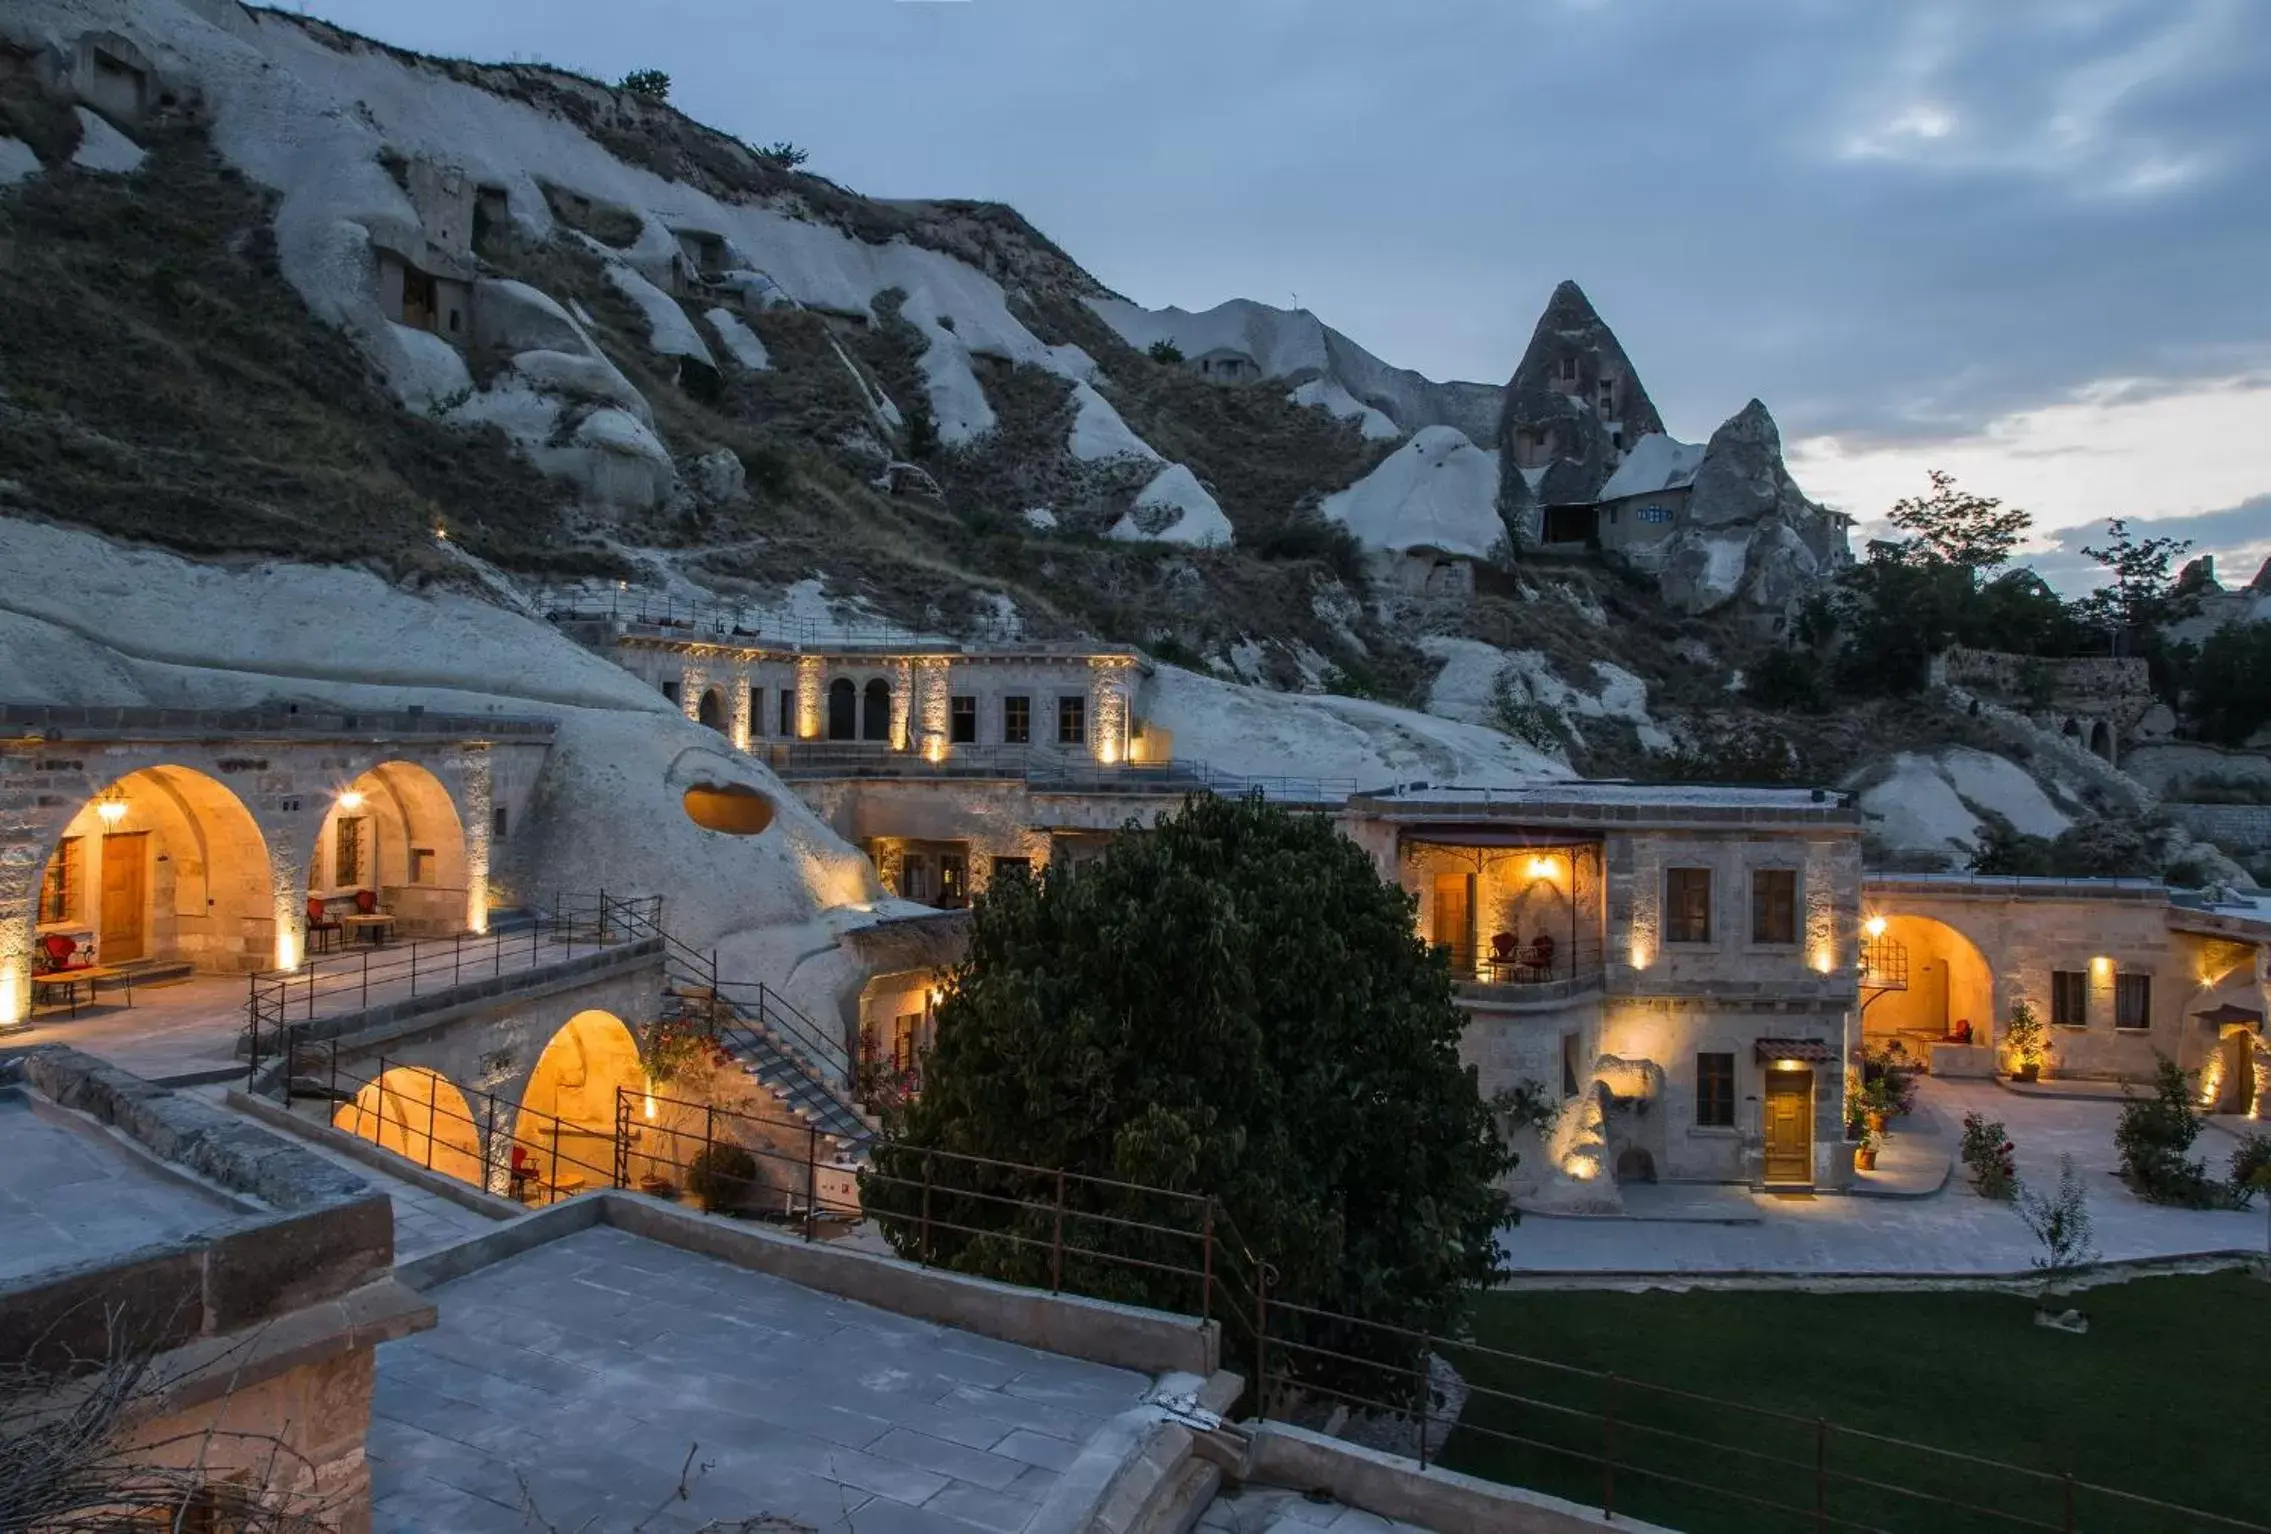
[1341,783,1865,1196]
[373,154,477,345]
[1859,872,2269,1112]
[1933,647,2162,764]
[1190,346,1262,382]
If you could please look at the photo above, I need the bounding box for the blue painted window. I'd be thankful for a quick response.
[1639,505,1674,525]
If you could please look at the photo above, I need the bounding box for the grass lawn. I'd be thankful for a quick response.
[1435,1273,2271,1533]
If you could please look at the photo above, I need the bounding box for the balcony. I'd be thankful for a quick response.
[1440,942,1608,1008]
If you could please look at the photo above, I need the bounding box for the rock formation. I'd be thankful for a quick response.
[1495,280,1667,522]
[1657,399,1850,615]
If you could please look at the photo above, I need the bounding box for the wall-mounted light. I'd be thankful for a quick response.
[2091,955,2112,977]
[1773,1058,1808,1072]
[95,790,129,827]
[1527,855,1556,880]
[338,790,365,812]
[1863,915,1887,939]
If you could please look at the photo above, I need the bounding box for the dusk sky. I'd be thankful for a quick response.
[299,0,2271,589]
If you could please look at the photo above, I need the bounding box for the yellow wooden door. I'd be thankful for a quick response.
[99,832,148,963]
[1763,1070,1813,1185]
[1432,873,1471,965]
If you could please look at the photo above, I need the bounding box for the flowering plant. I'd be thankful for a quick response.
[643,1017,732,1085]
[1961,1110,2017,1200]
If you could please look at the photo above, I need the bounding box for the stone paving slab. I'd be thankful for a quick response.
[368,1224,1154,1533]
[1498,1078,2267,1278]
[0,1091,245,1282]
[1196,1483,1434,1534]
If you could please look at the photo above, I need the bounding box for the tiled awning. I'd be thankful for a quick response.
[1755,1038,1839,1064]
[2193,1004,2264,1030]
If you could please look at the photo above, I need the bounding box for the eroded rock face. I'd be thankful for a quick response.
[1656,399,1849,616]
[1495,280,1666,526]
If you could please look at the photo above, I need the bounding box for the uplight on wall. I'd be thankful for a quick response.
[2091,955,2112,977]
[1863,915,1887,939]
[0,964,20,1029]
[337,790,365,812]
[95,790,129,826]
[1628,939,1652,971]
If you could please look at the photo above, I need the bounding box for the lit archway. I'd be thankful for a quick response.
[697,687,726,732]
[332,1066,483,1183]
[827,678,857,741]
[309,761,471,939]
[26,765,277,980]
[1862,913,1994,1049]
[514,1009,644,1195]
[862,678,892,741]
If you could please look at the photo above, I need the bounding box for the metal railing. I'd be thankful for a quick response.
[541,586,1024,651]
[758,740,1358,804]
[1440,939,1607,995]
[290,1039,2265,1534]
[243,893,660,1073]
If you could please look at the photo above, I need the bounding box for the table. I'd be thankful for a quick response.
[341,913,397,946]
[30,965,134,1019]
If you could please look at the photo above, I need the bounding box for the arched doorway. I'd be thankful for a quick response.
[311,762,470,939]
[1862,914,1994,1050]
[29,765,276,979]
[2088,720,2114,761]
[827,679,857,741]
[514,1009,644,1198]
[332,1066,483,1183]
[697,688,725,732]
[862,678,892,741]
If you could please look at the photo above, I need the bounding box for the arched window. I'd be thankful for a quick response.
[697,688,725,732]
[862,679,893,742]
[2089,720,2113,761]
[827,679,857,741]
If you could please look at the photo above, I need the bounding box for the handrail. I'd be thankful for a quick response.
[757,740,1359,805]
[541,585,1024,651]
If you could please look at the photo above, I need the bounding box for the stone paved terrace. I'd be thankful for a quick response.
[1196,1484,1433,1534]
[0,1086,250,1282]
[369,1225,1154,1533]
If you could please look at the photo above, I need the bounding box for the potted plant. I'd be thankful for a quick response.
[1860,1074,1898,1135]
[1854,1125,1884,1172]
[2018,1153,2098,1331]
[2003,999,2048,1084]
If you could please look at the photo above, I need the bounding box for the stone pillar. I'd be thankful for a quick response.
[728,670,753,752]
[889,660,915,753]
[677,662,707,723]
[461,748,493,935]
[795,656,824,740]
[1089,661,1133,765]
[913,658,952,762]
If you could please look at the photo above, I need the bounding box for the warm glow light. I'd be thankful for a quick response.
[922,735,948,765]
[0,965,20,1029]
[1561,1155,1599,1181]
[337,790,365,812]
[96,798,128,826]
[1864,915,1887,939]
[1774,1058,1807,1072]
[1527,856,1555,880]
[1812,949,1835,975]
[2091,955,2112,976]
[643,1087,658,1122]
[275,932,300,973]
[1629,941,1652,970]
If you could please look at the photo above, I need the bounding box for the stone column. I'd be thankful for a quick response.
[914,658,951,762]
[1088,661,1133,765]
[795,656,824,739]
[889,660,915,753]
[460,748,493,935]
[728,669,753,752]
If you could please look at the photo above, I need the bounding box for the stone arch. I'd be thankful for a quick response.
[514,1008,644,1195]
[23,764,280,983]
[310,761,471,937]
[697,687,726,732]
[862,678,892,741]
[332,1066,483,1184]
[2088,719,2114,761]
[827,678,858,741]
[1863,913,1995,1049]
[2204,1026,2265,1116]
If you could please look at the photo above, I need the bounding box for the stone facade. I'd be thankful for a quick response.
[1347,785,1865,1192]
[1860,874,2270,1106]
[0,707,551,1028]
[1935,647,2156,763]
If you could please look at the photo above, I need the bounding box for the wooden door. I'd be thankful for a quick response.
[99,832,149,964]
[1431,873,1472,965]
[1763,1069,1813,1186]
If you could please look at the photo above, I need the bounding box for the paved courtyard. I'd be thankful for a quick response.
[368,1225,1155,1533]
[1501,1078,2270,1277]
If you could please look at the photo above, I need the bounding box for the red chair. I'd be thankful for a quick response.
[38,933,90,974]
[508,1145,541,1202]
[1488,931,1519,980]
[353,889,381,916]
[307,897,344,954]
[1524,934,1557,981]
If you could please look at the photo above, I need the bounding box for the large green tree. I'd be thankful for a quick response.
[2188,620,2271,746]
[1887,469,2033,575]
[864,793,1511,1365]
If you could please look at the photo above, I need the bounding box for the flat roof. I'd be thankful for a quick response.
[1352,780,1860,827]
[1864,872,2167,901]
[0,702,555,742]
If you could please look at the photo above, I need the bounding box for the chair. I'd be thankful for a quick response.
[508,1145,541,1202]
[1524,934,1557,981]
[353,889,383,916]
[1488,931,1519,980]
[38,933,91,974]
[307,897,344,955]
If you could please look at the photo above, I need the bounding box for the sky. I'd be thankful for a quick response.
[294,0,2271,590]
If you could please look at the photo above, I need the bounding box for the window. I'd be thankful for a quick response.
[748,685,764,737]
[334,817,366,888]
[660,679,681,705]
[1665,867,1712,944]
[991,856,1032,882]
[1003,695,1031,745]
[861,679,892,741]
[1057,695,1087,746]
[1750,869,1798,945]
[890,1012,922,1072]
[950,695,977,744]
[1559,356,1577,382]
[778,688,795,738]
[40,837,81,924]
[939,853,967,907]
[1696,1052,1736,1127]
[900,854,931,902]
[1638,505,1673,524]
[2051,970,2088,1028]
[493,805,510,840]
[827,678,857,740]
[2115,973,2152,1032]
[409,847,434,885]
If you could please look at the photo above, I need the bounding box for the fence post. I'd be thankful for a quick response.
[454,932,462,988]
[1200,1200,1215,1324]
[1050,1169,1066,1293]
[426,1077,439,1171]
[2063,1472,2075,1534]
[920,1152,934,1266]
[328,1040,338,1107]
[804,1122,819,1242]
[1600,1373,1623,1519]
[245,977,260,1089]
[484,1094,499,1196]
[281,1022,295,1108]
[361,948,370,1011]
[1815,1418,1827,1532]
[1416,1333,1432,1470]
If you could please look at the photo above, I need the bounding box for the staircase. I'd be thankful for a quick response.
[590,898,877,1159]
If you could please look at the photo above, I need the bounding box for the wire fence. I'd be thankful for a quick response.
[541,586,1025,651]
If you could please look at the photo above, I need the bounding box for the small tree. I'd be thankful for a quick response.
[2001,999,2048,1080]
[758,140,810,169]
[2115,1056,2220,1206]
[2188,621,2271,746]
[1960,1110,2017,1200]
[618,68,671,100]
[1888,469,2032,577]
[2076,518,2201,641]
[2016,1153,2099,1311]
[863,794,1513,1384]
[1147,339,1186,365]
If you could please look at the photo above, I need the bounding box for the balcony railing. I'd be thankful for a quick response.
[757,741,1357,804]
[1440,940,1607,1003]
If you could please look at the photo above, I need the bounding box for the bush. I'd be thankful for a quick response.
[758,140,810,169]
[619,68,671,100]
[2115,1057,2227,1207]
[685,1142,758,1214]
[2001,999,2048,1075]
[1960,1111,2017,1200]
[2231,1133,2271,1210]
[1748,646,1826,712]
[1147,339,1185,365]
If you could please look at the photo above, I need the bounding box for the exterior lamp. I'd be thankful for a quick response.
[1773,1057,1807,1072]
[95,791,129,827]
[338,790,365,812]
[1527,856,1555,880]
[1863,915,1887,939]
